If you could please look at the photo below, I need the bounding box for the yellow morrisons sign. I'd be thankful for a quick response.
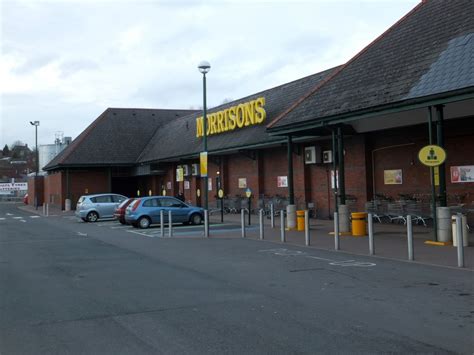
[196,97,266,138]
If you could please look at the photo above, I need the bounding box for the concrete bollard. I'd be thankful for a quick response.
[270,203,275,228]
[286,204,296,229]
[455,214,465,268]
[334,212,340,250]
[204,210,209,238]
[168,210,173,238]
[368,213,374,255]
[160,210,164,237]
[437,207,451,242]
[280,211,285,243]
[338,204,350,233]
[241,209,246,238]
[43,204,46,215]
[304,210,310,246]
[46,204,49,217]
[65,199,71,212]
[259,209,264,240]
[407,215,414,261]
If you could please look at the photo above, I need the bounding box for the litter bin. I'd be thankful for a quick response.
[351,212,367,236]
[452,215,468,247]
[296,210,305,231]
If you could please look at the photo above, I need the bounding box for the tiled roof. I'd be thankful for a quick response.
[137,67,339,163]
[268,0,474,131]
[44,108,198,170]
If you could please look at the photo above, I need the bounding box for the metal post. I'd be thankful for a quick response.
[204,210,209,238]
[220,196,224,223]
[287,135,294,205]
[456,214,465,268]
[337,126,345,205]
[428,107,438,241]
[331,129,338,213]
[46,204,49,217]
[160,210,164,237]
[241,209,246,238]
[168,210,173,238]
[43,203,46,215]
[368,213,374,255]
[259,209,264,240]
[304,210,310,246]
[407,215,414,261]
[202,72,208,211]
[334,212,340,250]
[280,211,286,242]
[435,105,447,207]
[270,203,275,228]
[248,197,251,225]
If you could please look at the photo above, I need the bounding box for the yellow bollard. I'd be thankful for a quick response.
[296,210,305,231]
[351,212,368,236]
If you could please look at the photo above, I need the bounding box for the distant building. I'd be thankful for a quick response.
[39,133,72,171]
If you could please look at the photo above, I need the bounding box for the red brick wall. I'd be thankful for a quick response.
[44,172,64,209]
[68,170,109,209]
[27,175,44,207]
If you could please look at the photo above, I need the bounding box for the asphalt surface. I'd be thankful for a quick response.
[1,203,473,354]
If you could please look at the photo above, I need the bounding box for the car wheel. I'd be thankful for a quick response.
[119,219,126,225]
[138,216,151,229]
[190,213,202,225]
[86,211,99,222]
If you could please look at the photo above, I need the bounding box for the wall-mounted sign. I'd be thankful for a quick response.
[208,179,212,191]
[176,168,184,182]
[162,189,166,196]
[166,181,171,189]
[197,188,201,197]
[383,169,403,185]
[418,145,446,167]
[200,152,208,177]
[451,165,474,183]
[184,181,190,190]
[277,176,288,188]
[0,182,27,191]
[238,178,247,188]
[245,188,252,198]
[218,189,224,199]
[196,97,266,138]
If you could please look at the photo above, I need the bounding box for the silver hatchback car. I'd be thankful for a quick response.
[75,193,127,222]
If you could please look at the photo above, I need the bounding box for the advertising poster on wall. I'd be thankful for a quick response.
[166,181,171,189]
[384,169,403,184]
[184,181,190,190]
[450,165,474,183]
[277,176,288,187]
[176,168,184,182]
[208,179,212,191]
[238,178,247,188]
[200,152,208,177]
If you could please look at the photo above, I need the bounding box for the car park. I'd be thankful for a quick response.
[125,196,204,229]
[75,193,127,222]
[113,198,135,224]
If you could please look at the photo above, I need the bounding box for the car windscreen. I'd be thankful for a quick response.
[77,196,85,204]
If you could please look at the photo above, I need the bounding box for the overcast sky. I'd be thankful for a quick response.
[1,0,419,148]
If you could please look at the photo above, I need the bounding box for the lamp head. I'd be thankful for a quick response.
[30,121,40,126]
[198,60,211,74]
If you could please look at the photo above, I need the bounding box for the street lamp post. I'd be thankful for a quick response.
[30,121,40,208]
[198,61,211,211]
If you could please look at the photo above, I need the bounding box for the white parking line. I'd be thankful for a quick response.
[0,218,5,221]
[19,220,26,223]
[111,226,130,229]
[29,216,40,219]
[13,217,23,219]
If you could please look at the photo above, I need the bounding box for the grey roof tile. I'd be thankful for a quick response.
[269,0,474,130]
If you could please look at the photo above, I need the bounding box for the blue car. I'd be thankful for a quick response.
[125,196,204,229]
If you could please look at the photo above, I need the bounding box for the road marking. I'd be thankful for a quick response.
[19,220,26,223]
[6,213,13,216]
[12,217,23,219]
[111,226,130,229]
[259,248,376,267]
[29,216,40,219]
[76,232,88,237]
[0,218,5,221]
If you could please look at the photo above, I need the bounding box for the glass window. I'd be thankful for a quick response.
[112,195,126,203]
[94,195,112,203]
[159,198,175,207]
[143,198,160,207]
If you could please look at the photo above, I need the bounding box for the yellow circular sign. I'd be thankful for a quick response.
[245,188,252,198]
[162,189,166,196]
[418,145,446,167]
[218,189,224,199]
[196,188,201,197]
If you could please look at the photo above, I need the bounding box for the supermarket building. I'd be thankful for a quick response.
[33,0,473,225]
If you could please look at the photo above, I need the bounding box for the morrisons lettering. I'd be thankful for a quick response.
[196,97,266,138]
